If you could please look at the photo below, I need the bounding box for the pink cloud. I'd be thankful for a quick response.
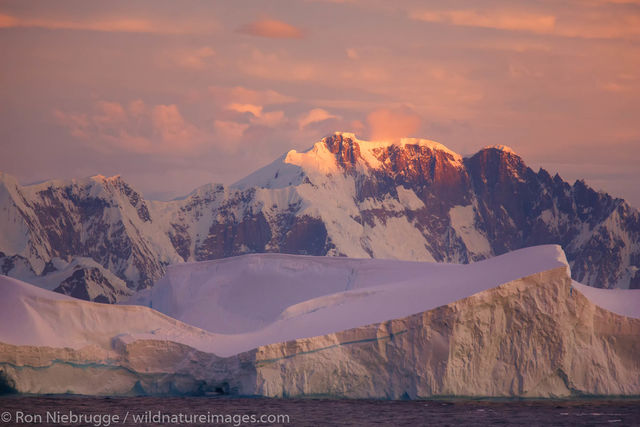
[225,102,287,128]
[558,12,640,39]
[410,9,556,34]
[0,13,217,34]
[55,101,205,154]
[0,14,19,28]
[170,47,215,70]
[238,49,319,81]
[366,107,421,141]
[213,120,249,151]
[227,103,263,117]
[152,104,201,148]
[209,86,295,106]
[52,110,90,139]
[237,18,304,39]
[598,0,640,4]
[409,6,640,40]
[94,101,127,124]
[298,108,338,129]
[128,100,147,117]
[252,110,286,127]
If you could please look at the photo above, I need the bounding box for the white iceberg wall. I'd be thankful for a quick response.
[248,267,640,398]
[2,264,639,397]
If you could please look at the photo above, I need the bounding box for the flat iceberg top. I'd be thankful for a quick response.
[126,245,571,356]
[0,275,219,353]
[572,280,640,318]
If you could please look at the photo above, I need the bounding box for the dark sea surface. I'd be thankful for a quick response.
[1,396,639,426]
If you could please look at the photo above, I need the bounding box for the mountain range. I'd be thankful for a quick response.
[1,132,639,301]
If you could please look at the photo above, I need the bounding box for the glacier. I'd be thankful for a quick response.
[0,245,639,397]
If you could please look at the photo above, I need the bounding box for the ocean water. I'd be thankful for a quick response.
[1,396,639,426]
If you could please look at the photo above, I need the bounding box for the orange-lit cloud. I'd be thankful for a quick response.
[55,101,205,154]
[252,110,286,127]
[227,103,263,117]
[346,48,359,60]
[298,108,338,129]
[558,12,640,39]
[209,86,296,106]
[409,6,640,39]
[213,120,249,149]
[0,13,207,34]
[410,9,556,34]
[239,49,318,81]
[226,103,287,127]
[305,0,358,3]
[237,18,304,39]
[211,87,294,129]
[598,0,640,4]
[152,105,201,146]
[0,11,220,35]
[128,100,147,117]
[93,101,127,125]
[167,47,215,69]
[367,107,421,141]
[0,14,19,28]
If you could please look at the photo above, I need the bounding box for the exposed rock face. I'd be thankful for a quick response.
[53,267,131,304]
[1,265,638,397]
[464,148,640,288]
[0,173,181,299]
[1,132,639,298]
[164,134,640,288]
[0,251,132,303]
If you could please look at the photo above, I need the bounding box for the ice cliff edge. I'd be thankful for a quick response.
[0,245,639,397]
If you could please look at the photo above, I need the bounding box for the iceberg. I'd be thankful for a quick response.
[0,245,638,397]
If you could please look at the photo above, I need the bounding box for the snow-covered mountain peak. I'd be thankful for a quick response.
[398,137,461,157]
[322,132,464,168]
[478,144,519,157]
[0,171,19,185]
[0,172,21,202]
[328,130,359,140]
[233,132,468,189]
[91,173,119,181]
[10,174,131,200]
[285,141,342,174]
[466,142,528,184]
[324,131,459,154]
[178,182,226,201]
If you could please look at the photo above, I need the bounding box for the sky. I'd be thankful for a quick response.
[1,0,639,207]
